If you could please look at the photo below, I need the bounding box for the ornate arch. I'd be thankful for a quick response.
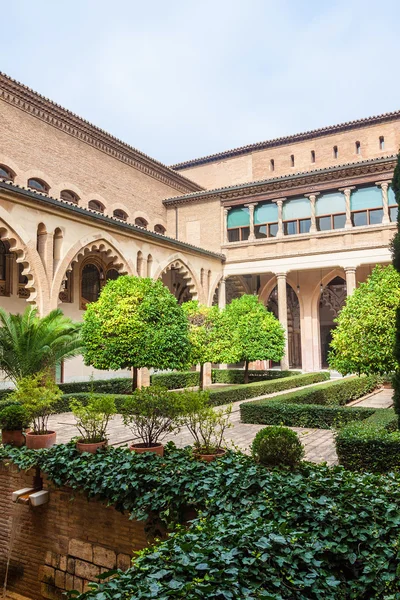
[0,211,49,313]
[51,233,135,309]
[155,254,201,302]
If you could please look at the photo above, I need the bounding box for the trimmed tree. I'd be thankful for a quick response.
[219,294,285,383]
[329,265,400,376]
[181,301,223,390]
[82,276,190,390]
[392,151,400,425]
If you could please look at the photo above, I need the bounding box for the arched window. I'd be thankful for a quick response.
[88,200,105,213]
[154,224,166,235]
[106,268,120,281]
[333,146,338,159]
[0,241,6,281]
[60,190,79,204]
[113,209,128,221]
[355,141,361,155]
[28,178,49,193]
[0,165,14,181]
[81,263,101,305]
[135,217,148,229]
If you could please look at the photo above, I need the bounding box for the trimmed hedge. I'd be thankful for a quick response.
[59,377,132,395]
[240,375,382,428]
[208,372,330,406]
[55,392,131,414]
[336,408,400,472]
[151,369,301,390]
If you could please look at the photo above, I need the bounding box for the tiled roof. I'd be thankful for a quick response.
[171,111,400,170]
[164,155,397,205]
[0,180,225,261]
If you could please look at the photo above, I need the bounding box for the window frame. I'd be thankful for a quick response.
[316,212,346,232]
[283,218,311,236]
[135,217,148,229]
[0,165,15,181]
[27,178,49,194]
[227,226,250,242]
[351,206,383,227]
[60,190,79,204]
[88,200,105,213]
[113,209,128,221]
[254,222,279,239]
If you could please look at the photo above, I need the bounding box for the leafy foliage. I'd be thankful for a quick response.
[252,426,304,467]
[121,386,186,446]
[329,265,400,375]
[0,306,82,383]
[9,372,62,434]
[151,369,300,390]
[82,276,190,389]
[0,404,29,430]
[182,391,232,454]
[3,445,400,599]
[70,393,116,443]
[392,153,400,427]
[218,295,285,383]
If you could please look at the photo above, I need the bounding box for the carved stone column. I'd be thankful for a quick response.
[275,199,285,238]
[376,180,391,225]
[223,207,230,244]
[245,203,257,241]
[344,267,357,296]
[339,187,355,230]
[277,272,289,370]
[305,193,319,233]
[218,277,226,309]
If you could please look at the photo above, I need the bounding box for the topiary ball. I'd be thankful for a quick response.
[252,426,304,468]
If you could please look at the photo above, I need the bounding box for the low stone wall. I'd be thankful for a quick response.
[0,464,148,599]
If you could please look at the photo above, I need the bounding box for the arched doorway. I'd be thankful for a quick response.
[268,283,302,368]
[319,276,346,367]
[161,267,193,304]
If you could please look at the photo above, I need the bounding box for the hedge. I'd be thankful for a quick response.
[59,377,133,395]
[55,392,131,414]
[240,375,382,428]
[151,369,301,390]
[208,371,330,406]
[336,408,400,472]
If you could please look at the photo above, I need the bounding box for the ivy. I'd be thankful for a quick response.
[2,444,400,598]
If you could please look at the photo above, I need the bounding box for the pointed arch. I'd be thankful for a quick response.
[154,254,201,302]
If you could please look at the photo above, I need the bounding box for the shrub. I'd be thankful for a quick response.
[151,371,200,390]
[240,375,382,428]
[70,394,116,443]
[252,426,304,467]
[0,404,30,430]
[182,392,232,454]
[60,378,132,395]
[336,409,400,472]
[208,372,330,406]
[151,369,301,390]
[9,372,62,434]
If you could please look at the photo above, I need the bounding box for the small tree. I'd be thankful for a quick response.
[219,295,285,383]
[82,276,190,390]
[181,301,224,390]
[329,265,400,376]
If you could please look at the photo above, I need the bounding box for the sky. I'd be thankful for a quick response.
[2,0,400,165]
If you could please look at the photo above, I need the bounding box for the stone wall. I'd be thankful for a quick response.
[0,465,147,600]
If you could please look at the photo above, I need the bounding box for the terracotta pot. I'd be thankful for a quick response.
[382,382,393,389]
[196,448,227,462]
[1,429,26,447]
[25,430,57,450]
[130,442,164,457]
[76,440,107,454]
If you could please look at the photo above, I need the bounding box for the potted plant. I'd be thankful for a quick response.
[9,372,62,449]
[121,386,184,456]
[70,393,116,453]
[182,391,232,461]
[0,404,30,447]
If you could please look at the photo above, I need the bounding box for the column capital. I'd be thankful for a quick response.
[244,202,258,208]
[272,197,287,205]
[276,272,287,280]
[304,192,320,199]
[338,186,356,193]
[375,180,391,188]
[344,266,357,273]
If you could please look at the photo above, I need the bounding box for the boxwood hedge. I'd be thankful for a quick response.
[2,444,400,599]
[336,408,400,472]
[240,375,382,428]
[151,368,301,389]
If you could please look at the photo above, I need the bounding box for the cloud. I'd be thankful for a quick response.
[1,0,400,164]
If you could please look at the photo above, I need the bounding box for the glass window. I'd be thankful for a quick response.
[88,200,104,213]
[60,190,79,204]
[135,217,148,228]
[228,228,240,242]
[28,178,49,193]
[333,214,346,229]
[241,227,250,241]
[81,264,100,304]
[255,225,267,239]
[299,218,311,234]
[390,206,398,222]
[369,208,383,225]
[0,165,14,181]
[284,221,297,236]
[106,269,119,281]
[269,223,278,237]
[154,224,166,234]
[113,209,127,221]
[352,211,368,227]
[317,216,332,231]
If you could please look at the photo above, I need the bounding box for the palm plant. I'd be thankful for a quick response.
[0,306,83,383]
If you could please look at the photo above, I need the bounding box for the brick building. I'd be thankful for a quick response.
[0,71,398,378]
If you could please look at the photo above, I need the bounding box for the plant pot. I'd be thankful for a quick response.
[382,382,393,389]
[76,440,107,454]
[196,448,227,462]
[25,430,57,450]
[130,442,164,457]
[1,429,26,447]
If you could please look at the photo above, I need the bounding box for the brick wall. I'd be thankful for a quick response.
[0,465,147,600]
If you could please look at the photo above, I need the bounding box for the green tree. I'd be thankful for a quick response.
[181,301,223,390]
[329,265,400,376]
[82,276,190,390]
[392,151,400,425]
[219,294,285,383]
[0,306,82,383]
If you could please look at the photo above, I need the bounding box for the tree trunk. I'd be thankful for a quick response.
[199,363,204,391]
[244,360,249,384]
[132,367,138,392]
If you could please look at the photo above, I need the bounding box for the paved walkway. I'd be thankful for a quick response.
[48,386,393,467]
